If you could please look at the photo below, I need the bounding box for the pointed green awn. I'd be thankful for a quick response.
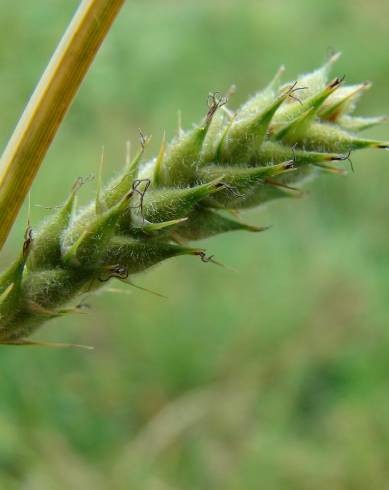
[0,54,387,344]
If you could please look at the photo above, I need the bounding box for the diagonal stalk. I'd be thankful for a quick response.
[0,0,125,250]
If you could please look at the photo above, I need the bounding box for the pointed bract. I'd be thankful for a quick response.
[0,56,387,342]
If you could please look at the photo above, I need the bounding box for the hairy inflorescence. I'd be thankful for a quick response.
[0,54,387,345]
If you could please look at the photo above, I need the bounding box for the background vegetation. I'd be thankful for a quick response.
[0,0,389,488]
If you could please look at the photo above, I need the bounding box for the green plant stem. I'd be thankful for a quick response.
[0,0,125,250]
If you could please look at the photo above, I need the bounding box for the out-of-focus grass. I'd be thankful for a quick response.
[1,0,389,488]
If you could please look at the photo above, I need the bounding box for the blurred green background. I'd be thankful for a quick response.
[1,0,389,488]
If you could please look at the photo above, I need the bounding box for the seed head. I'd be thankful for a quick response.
[1,54,387,343]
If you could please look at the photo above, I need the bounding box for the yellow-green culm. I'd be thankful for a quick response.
[0,54,387,344]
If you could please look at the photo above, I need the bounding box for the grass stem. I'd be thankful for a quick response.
[0,0,125,249]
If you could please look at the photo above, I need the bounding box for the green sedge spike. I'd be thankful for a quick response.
[274,76,343,125]
[0,56,387,344]
[174,208,269,241]
[156,125,210,186]
[252,140,343,166]
[319,81,371,121]
[274,106,317,142]
[198,161,295,208]
[293,121,389,153]
[134,178,225,224]
[222,179,305,210]
[143,217,188,234]
[153,131,167,186]
[28,178,81,270]
[200,108,230,164]
[292,51,341,102]
[0,230,35,337]
[63,192,132,268]
[251,141,347,186]
[102,237,205,275]
[103,136,149,208]
[220,88,292,163]
[338,114,388,132]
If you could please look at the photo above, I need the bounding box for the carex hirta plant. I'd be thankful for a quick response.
[0,53,387,345]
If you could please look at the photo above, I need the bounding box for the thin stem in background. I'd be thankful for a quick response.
[0,0,125,250]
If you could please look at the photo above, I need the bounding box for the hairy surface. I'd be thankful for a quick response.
[0,54,387,344]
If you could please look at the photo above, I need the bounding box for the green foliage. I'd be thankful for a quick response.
[2,2,389,489]
[0,55,387,343]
